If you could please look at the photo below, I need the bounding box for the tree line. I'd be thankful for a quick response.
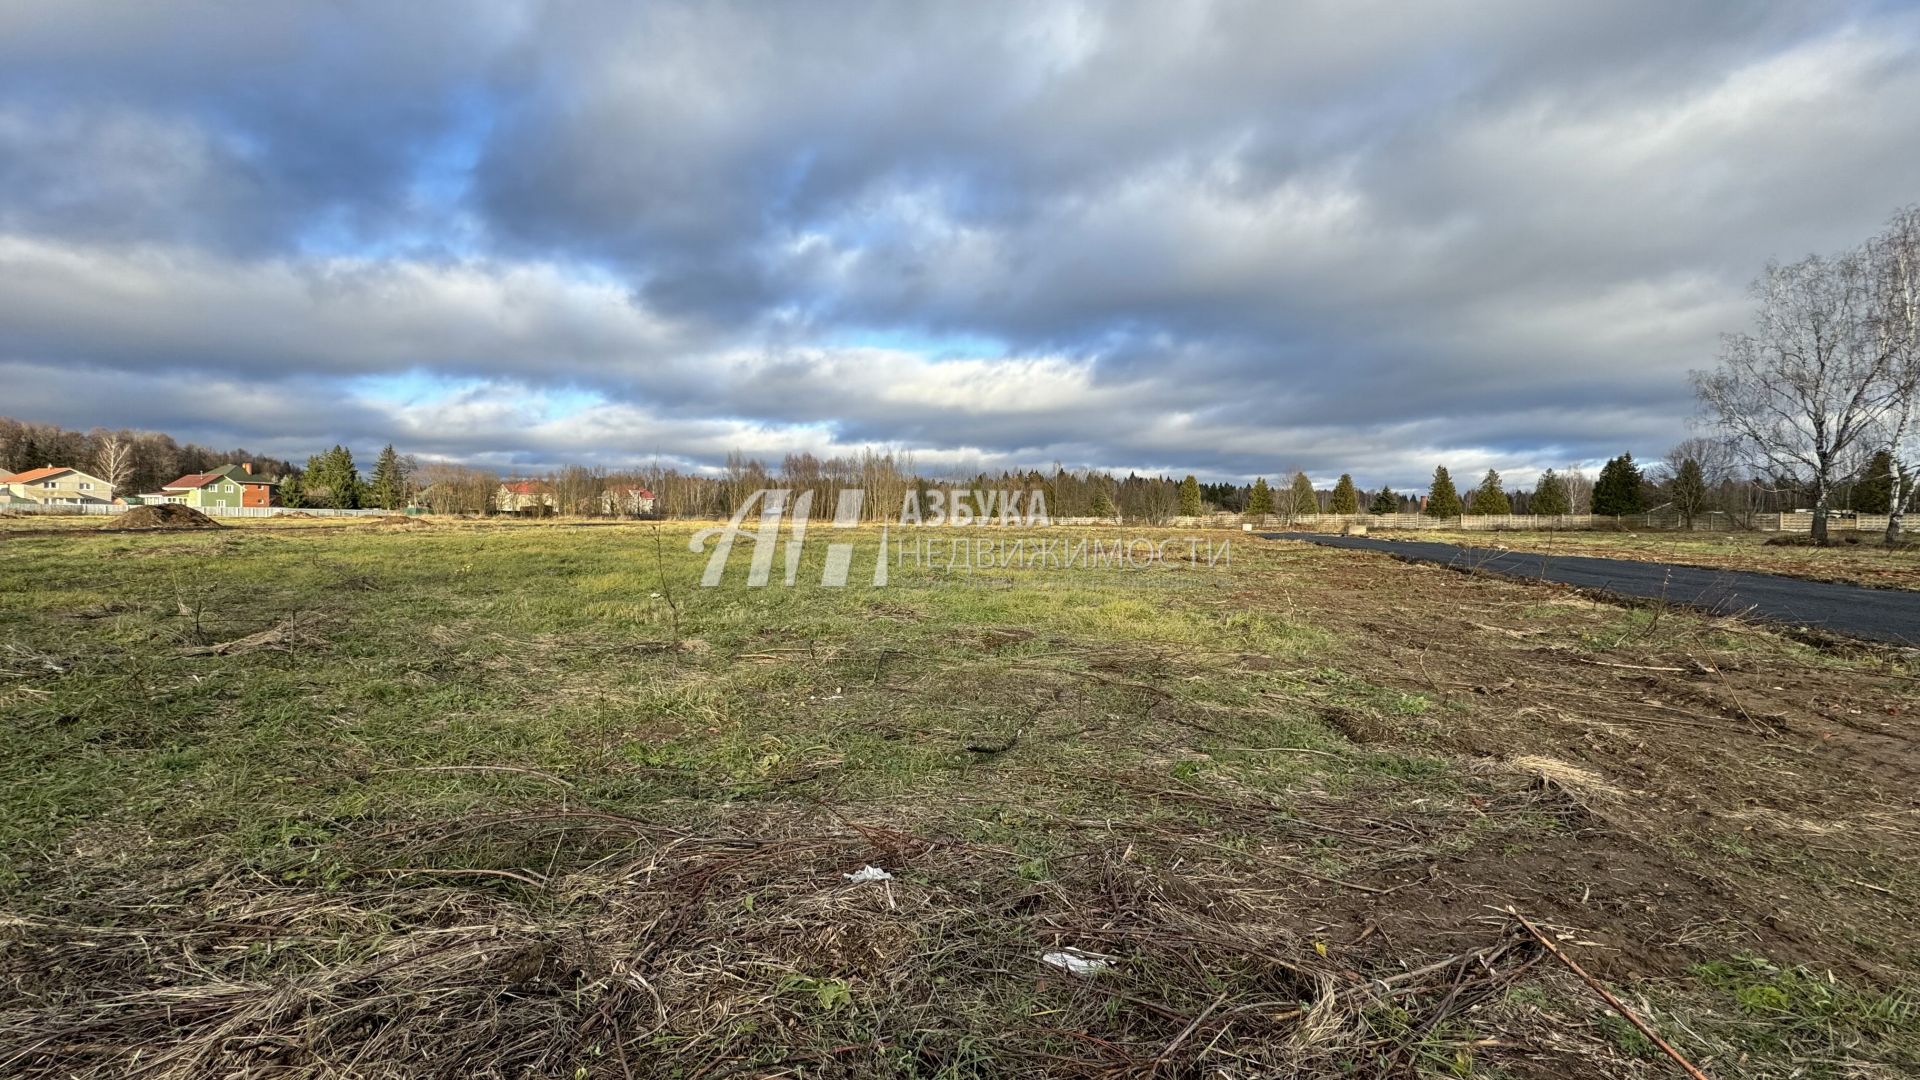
[10,415,1906,525]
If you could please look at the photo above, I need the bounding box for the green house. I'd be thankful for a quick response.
[158,464,279,510]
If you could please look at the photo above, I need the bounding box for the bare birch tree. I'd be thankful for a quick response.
[1694,252,1897,544]
[91,430,135,496]
[1870,206,1920,542]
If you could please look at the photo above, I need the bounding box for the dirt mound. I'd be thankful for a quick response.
[100,504,220,530]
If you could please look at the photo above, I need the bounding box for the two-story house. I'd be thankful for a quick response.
[0,466,115,506]
[145,463,279,509]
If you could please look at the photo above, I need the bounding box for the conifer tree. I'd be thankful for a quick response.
[1425,466,1461,517]
[303,445,363,509]
[1288,472,1318,518]
[1531,469,1571,516]
[1670,458,1708,526]
[1089,489,1116,519]
[1857,450,1895,514]
[1468,469,1511,515]
[1369,486,1398,514]
[1593,453,1645,516]
[368,444,406,510]
[1330,473,1360,514]
[1178,475,1202,516]
[1246,477,1273,516]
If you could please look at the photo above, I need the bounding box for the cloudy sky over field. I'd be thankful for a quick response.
[3,1,1919,486]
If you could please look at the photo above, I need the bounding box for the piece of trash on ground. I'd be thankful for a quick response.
[844,865,892,883]
[1041,949,1114,976]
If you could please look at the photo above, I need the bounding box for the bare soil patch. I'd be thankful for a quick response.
[1250,541,1920,988]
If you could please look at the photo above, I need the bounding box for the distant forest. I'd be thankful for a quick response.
[5,415,1886,521]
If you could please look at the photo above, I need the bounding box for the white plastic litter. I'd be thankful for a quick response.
[1040,949,1113,976]
[843,865,892,883]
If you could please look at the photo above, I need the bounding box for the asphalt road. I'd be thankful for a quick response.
[1261,532,1920,646]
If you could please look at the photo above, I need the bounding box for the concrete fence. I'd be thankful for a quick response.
[2,503,396,519]
[1164,511,1890,533]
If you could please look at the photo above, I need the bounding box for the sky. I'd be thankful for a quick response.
[2,1,1918,489]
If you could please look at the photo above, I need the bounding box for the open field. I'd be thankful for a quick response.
[3,518,1919,1077]
[1415,528,1920,592]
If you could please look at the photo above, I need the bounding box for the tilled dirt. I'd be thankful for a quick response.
[1247,540,1920,989]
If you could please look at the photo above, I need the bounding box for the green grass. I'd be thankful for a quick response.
[0,525,1333,875]
[1690,956,1920,1070]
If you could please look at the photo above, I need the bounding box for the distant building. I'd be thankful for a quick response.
[601,486,657,516]
[0,466,114,506]
[496,480,557,514]
[136,463,279,509]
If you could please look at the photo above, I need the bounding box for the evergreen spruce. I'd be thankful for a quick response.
[1178,475,1202,516]
[1246,477,1273,516]
[1670,458,1708,526]
[1468,469,1512,515]
[1593,453,1645,516]
[303,445,363,509]
[1368,486,1398,514]
[1425,466,1461,517]
[1330,473,1360,514]
[1857,450,1895,513]
[368,445,406,510]
[1289,472,1318,518]
[1531,469,1571,516]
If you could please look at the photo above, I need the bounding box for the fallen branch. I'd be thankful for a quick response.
[1508,908,1711,1080]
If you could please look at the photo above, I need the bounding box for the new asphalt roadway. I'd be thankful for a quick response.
[1262,532,1920,645]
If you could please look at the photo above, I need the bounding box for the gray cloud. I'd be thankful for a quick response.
[1,1,1916,488]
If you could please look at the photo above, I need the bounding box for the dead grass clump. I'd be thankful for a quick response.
[178,614,330,657]
[0,805,1594,1078]
[1504,755,1628,803]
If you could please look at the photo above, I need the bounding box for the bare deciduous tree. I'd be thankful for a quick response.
[91,430,135,496]
[1871,206,1920,543]
[1694,252,1898,544]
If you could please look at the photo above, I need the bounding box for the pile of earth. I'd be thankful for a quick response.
[100,504,220,530]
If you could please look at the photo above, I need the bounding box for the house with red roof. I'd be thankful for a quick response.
[495,479,556,514]
[601,486,658,517]
[134,463,279,509]
[0,465,115,506]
